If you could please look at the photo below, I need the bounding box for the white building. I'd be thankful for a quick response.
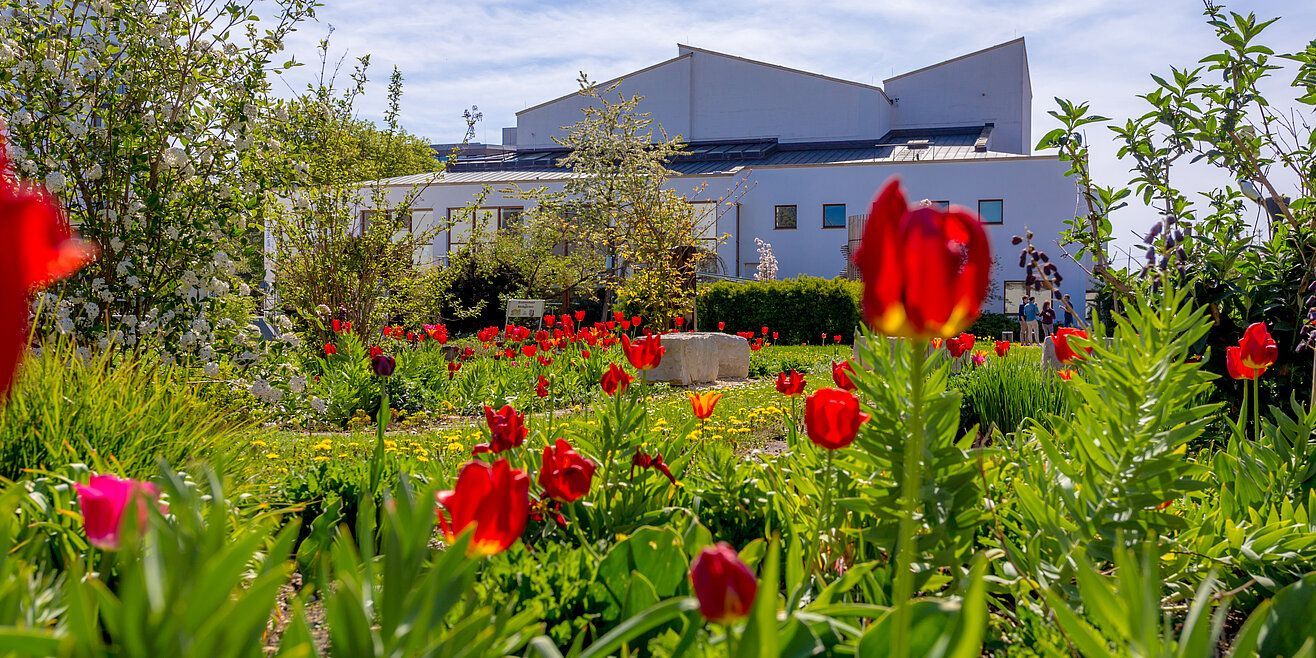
[363,38,1086,316]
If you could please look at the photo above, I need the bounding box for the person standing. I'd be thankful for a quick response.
[1022,297,1040,345]
[1061,294,1075,328]
[1040,301,1055,338]
[1017,297,1027,343]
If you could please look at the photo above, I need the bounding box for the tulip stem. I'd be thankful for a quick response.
[813,449,836,577]
[891,342,927,657]
[1253,377,1261,442]
[370,391,390,495]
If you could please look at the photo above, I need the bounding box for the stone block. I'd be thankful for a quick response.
[644,332,750,386]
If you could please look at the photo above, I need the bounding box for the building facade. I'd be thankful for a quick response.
[358,38,1086,317]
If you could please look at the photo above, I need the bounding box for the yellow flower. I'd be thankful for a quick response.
[313,456,330,463]
[252,439,268,448]
[265,452,279,460]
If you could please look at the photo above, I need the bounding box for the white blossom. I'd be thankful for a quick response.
[44,171,67,193]
[754,238,779,281]
[310,397,328,414]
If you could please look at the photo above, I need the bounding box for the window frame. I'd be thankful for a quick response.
[773,204,798,230]
[822,203,846,229]
[931,200,951,210]
[977,199,1004,225]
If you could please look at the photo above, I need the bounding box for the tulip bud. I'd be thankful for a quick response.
[371,354,396,377]
[689,543,758,624]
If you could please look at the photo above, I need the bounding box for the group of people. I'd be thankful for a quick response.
[1016,294,1075,346]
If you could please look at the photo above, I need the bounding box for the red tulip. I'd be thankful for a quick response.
[369,345,383,358]
[761,326,769,336]
[621,334,664,371]
[804,387,869,450]
[544,314,556,327]
[371,354,396,377]
[718,321,726,331]
[772,331,779,340]
[539,439,595,503]
[601,363,633,396]
[750,338,764,352]
[833,334,842,344]
[474,405,528,454]
[436,459,529,556]
[631,315,642,328]
[1238,322,1278,370]
[775,370,806,397]
[930,337,944,350]
[674,316,685,328]
[521,344,538,358]
[852,178,990,338]
[690,543,758,624]
[323,343,337,356]
[1053,327,1090,364]
[1,151,95,397]
[631,449,676,484]
[447,361,461,378]
[535,375,549,398]
[1226,345,1264,380]
[574,310,587,322]
[994,340,1010,358]
[75,474,161,550]
[689,391,723,420]
[945,333,974,358]
[831,360,856,391]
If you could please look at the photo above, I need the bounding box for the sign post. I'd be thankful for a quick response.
[505,299,546,329]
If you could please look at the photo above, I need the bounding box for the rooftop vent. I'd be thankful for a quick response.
[905,139,931,150]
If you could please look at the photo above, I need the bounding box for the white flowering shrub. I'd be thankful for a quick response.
[0,0,315,356]
[754,238,778,281]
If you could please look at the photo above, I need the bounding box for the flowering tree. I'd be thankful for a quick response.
[0,0,315,356]
[753,238,778,281]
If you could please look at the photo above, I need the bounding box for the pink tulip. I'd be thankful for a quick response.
[75,474,161,549]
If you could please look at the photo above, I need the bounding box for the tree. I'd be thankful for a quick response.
[0,0,315,354]
[257,39,457,339]
[515,76,722,321]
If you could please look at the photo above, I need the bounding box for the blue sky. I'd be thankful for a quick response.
[277,0,1315,260]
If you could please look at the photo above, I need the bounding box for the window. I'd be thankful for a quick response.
[1003,281,1028,314]
[931,200,950,210]
[359,209,423,234]
[499,207,524,229]
[977,199,1004,224]
[690,201,718,241]
[774,205,797,230]
[822,204,846,229]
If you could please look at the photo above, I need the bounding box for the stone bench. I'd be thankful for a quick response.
[644,332,750,386]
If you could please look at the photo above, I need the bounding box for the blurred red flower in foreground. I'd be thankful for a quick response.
[538,439,595,503]
[690,543,757,624]
[852,178,990,338]
[76,474,162,550]
[1,139,95,397]
[436,459,529,556]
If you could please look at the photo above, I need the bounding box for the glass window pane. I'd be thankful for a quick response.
[774,205,797,230]
[823,204,846,228]
[978,199,1003,224]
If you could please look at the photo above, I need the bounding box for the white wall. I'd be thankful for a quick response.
[884,39,1032,154]
[395,155,1087,319]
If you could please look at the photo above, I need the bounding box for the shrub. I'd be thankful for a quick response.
[697,277,861,344]
[953,349,1069,436]
[967,312,1016,341]
[0,338,249,479]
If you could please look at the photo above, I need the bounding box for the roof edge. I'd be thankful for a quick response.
[515,53,693,116]
[675,43,892,101]
[884,37,1026,83]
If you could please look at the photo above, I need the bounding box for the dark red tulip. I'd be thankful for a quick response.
[474,405,528,454]
[775,370,805,397]
[690,543,758,624]
[994,340,1010,358]
[621,334,664,371]
[852,178,990,338]
[631,449,676,484]
[436,459,529,556]
[535,375,549,398]
[946,333,974,358]
[804,387,869,450]
[1238,322,1278,370]
[370,353,396,377]
[538,439,596,503]
[831,360,856,391]
[601,363,633,396]
[1053,328,1090,364]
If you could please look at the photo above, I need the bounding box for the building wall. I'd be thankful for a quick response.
[398,155,1087,319]
[883,39,1032,154]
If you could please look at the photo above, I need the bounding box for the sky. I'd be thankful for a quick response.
[275,0,1316,260]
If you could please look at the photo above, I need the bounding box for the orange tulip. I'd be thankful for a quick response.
[689,391,723,420]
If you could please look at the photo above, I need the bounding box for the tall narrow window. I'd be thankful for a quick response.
[774,205,797,230]
[977,199,1004,224]
[822,204,846,229]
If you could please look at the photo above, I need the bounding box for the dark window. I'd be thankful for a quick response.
[978,199,1004,224]
[774,205,797,230]
[932,200,950,210]
[499,207,524,229]
[822,204,846,229]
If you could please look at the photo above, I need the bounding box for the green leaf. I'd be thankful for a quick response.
[737,536,781,658]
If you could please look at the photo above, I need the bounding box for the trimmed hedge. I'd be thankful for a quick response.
[698,277,1017,344]
[697,277,861,344]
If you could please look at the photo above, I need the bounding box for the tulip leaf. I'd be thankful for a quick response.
[737,536,780,658]
[1231,572,1316,657]
[577,598,699,658]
